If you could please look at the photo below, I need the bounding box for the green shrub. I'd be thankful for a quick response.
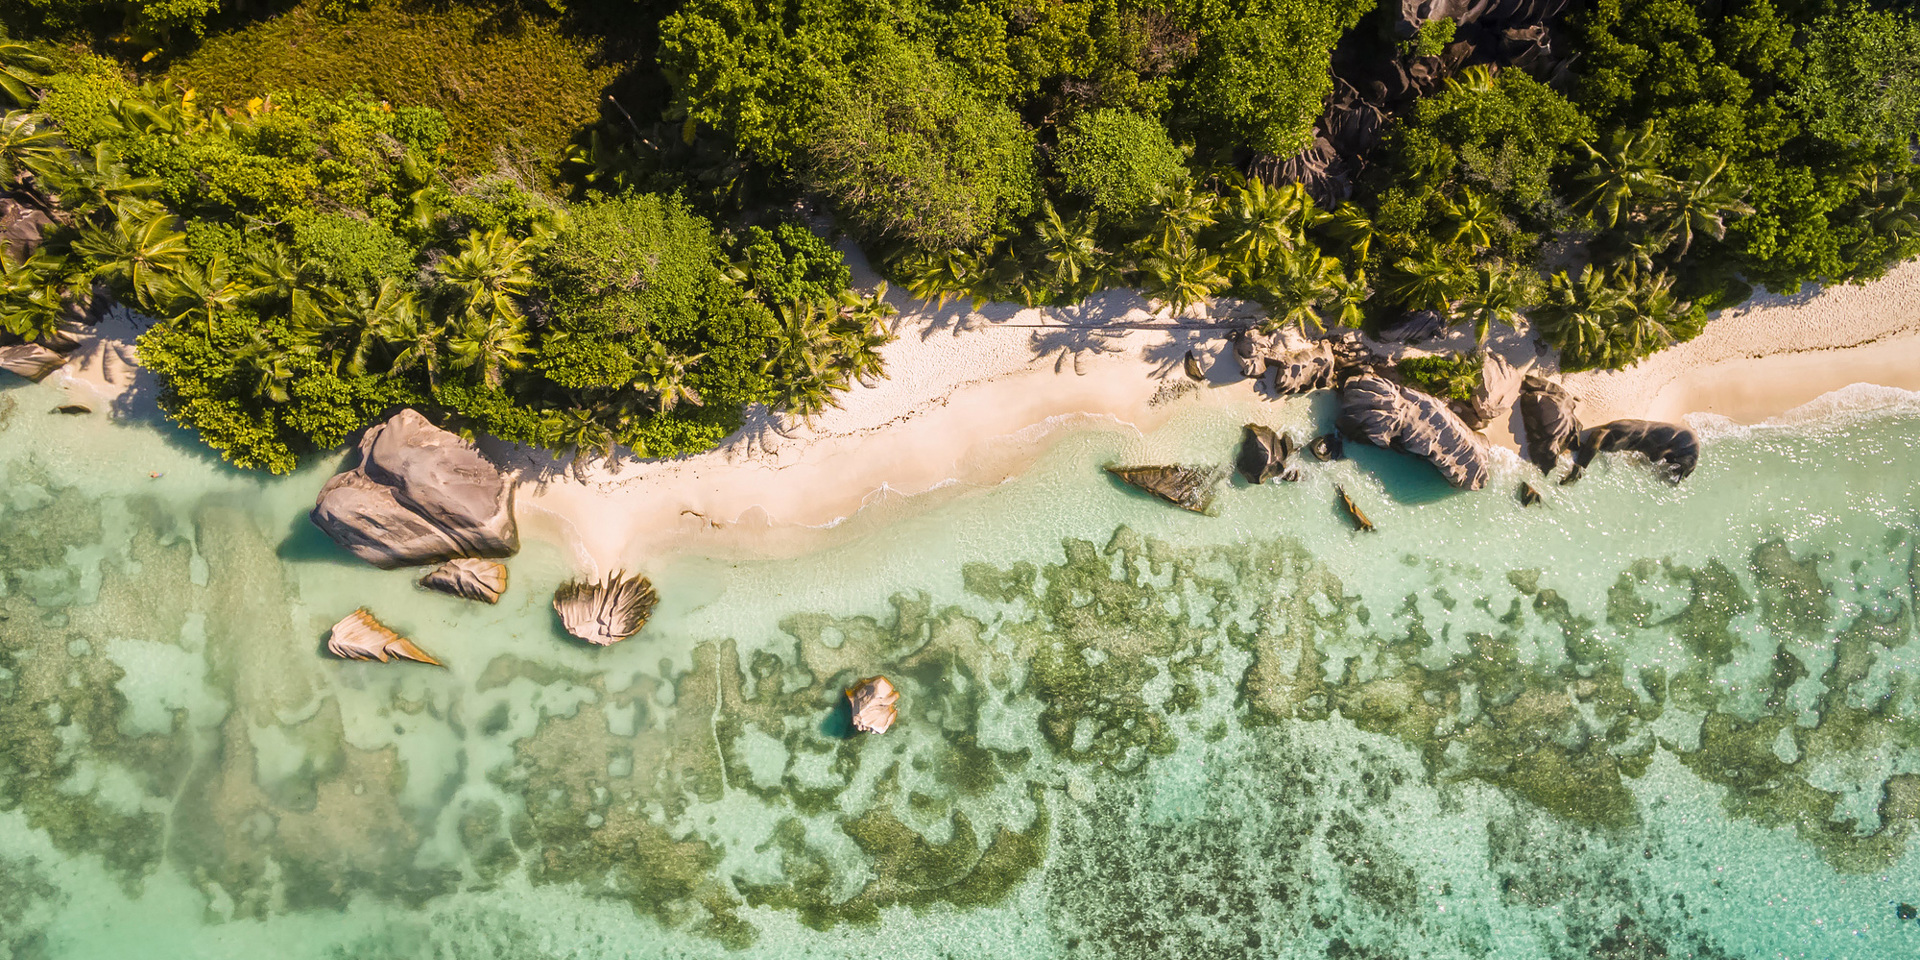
[1181,0,1371,156]
[1056,108,1187,217]
[806,31,1037,248]
[734,224,850,307]
[1406,17,1456,58]
[291,212,413,286]
[1396,353,1482,403]
[1391,69,1590,215]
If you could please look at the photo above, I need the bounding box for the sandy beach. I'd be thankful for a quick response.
[46,255,1920,571]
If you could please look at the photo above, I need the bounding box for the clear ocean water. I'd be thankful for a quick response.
[5,374,1920,959]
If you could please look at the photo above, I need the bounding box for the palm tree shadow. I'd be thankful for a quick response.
[1028,325,1128,373]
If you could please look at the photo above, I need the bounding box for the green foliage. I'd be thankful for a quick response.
[806,31,1037,248]
[1396,353,1481,403]
[732,224,850,309]
[169,0,617,175]
[1793,6,1920,147]
[1180,0,1371,156]
[1406,17,1456,59]
[291,212,411,287]
[1056,108,1186,217]
[1392,68,1590,215]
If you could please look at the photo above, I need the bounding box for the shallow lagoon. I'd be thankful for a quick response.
[5,378,1920,959]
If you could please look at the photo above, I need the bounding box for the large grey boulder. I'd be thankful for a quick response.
[1237,424,1299,484]
[1518,375,1580,474]
[1336,374,1491,489]
[311,409,519,568]
[1,196,52,262]
[1562,419,1700,485]
[1462,352,1526,429]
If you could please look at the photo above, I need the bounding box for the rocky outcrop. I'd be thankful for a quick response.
[0,343,67,382]
[1183,349,1206,381]
[1518,375,1580,474]
[1336,375,1491,489]
[1105,465,1224,514]
[1233,328,1381,392]
[1379,310,1447,344]
[1237,424,1298,484]
[1310,432,1346,461]
[1,195,52,262]
[419,558,509,604]
[1462,352,1526,429]
[553,571,659,646]
[1519,482,1543,506]
[311,409,518,568]
[1562,420,1701,485]
[326,609,441,666]
[847,676,899,734]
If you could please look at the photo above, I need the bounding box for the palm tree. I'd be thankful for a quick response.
[1139,234,1228,316]
[374,306,445,392]
[438,228,534,324]
[242,241,322,310]
[445,308,529,389]
[554,406,617,472]
[308,279,417,375]
[71,204,188,308]
[30,142,159,216]
[0,110,61,186]
[1644,156,1752,257]
[1612,265,1689,358]
[1325,267,1370,328]
[1385,244,1468,312]
[1453,262,1539,342]
[639,341,705,413]
[0,41,52,107]
[1444,64,1498,95]
[763,299,850,421]
[1145,181,1219,250]
[835,283,896,386]
[1219,177,1307,279]
[0,247,70,340]
[1534,265,1629,370]
[1033,204,1106,297]
[1571,128,1669,229]
[1255,244,1342,332]
[1440,189,1502,250]
[1315,202,1378,260]
[158,253,251,340]
[232,331,302,403]
[898,248,985,309]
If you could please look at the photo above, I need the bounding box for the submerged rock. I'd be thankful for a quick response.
[419,558,509,604]
[1309,432,1346,461]
[311,409,519,568]
[847,675,899,734]
[1519,482,1543,507]
[327,609,441,666]
[0,343,68,382]
[1562,419,1700,485]
[52,403,90,415]
[1336,375,1491,489]
[1237,424,1297,484]
[553,571,660,645]
[1105,465,1224,514]
[1518,375,1580,474]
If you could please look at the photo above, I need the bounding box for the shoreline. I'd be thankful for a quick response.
[45,258,1920,571]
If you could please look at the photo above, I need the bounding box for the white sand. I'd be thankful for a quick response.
[44,255,1920,571]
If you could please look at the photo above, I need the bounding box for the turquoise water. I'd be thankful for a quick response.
[5,377,1920,959]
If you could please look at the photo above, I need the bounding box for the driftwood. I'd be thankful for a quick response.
[554,570,660,645]
[326,609,441,666]
[847,676,899,734]
[1336,485,1375,532]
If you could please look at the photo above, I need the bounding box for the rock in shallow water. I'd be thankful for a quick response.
[419,557,509,604]
[310,409,519,568]
[1519,375,1580,474]
[1336,375,1490,489]
[1105,465,1224,513]
[327,609,441,665]
[553,571,659,645]
[1562,419,1700,484]
[847,675,899,734]
[1237,424,1296,484]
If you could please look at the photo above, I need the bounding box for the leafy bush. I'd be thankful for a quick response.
[806,32,1037,248]
[1396,353,1481,403]
[1056,108,1187,217]
[1794,6,1920,147]
[1180,0,1371,156]
[1391,69,1591,215]
[733,223,850,308]
[1406,17,1456,58]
